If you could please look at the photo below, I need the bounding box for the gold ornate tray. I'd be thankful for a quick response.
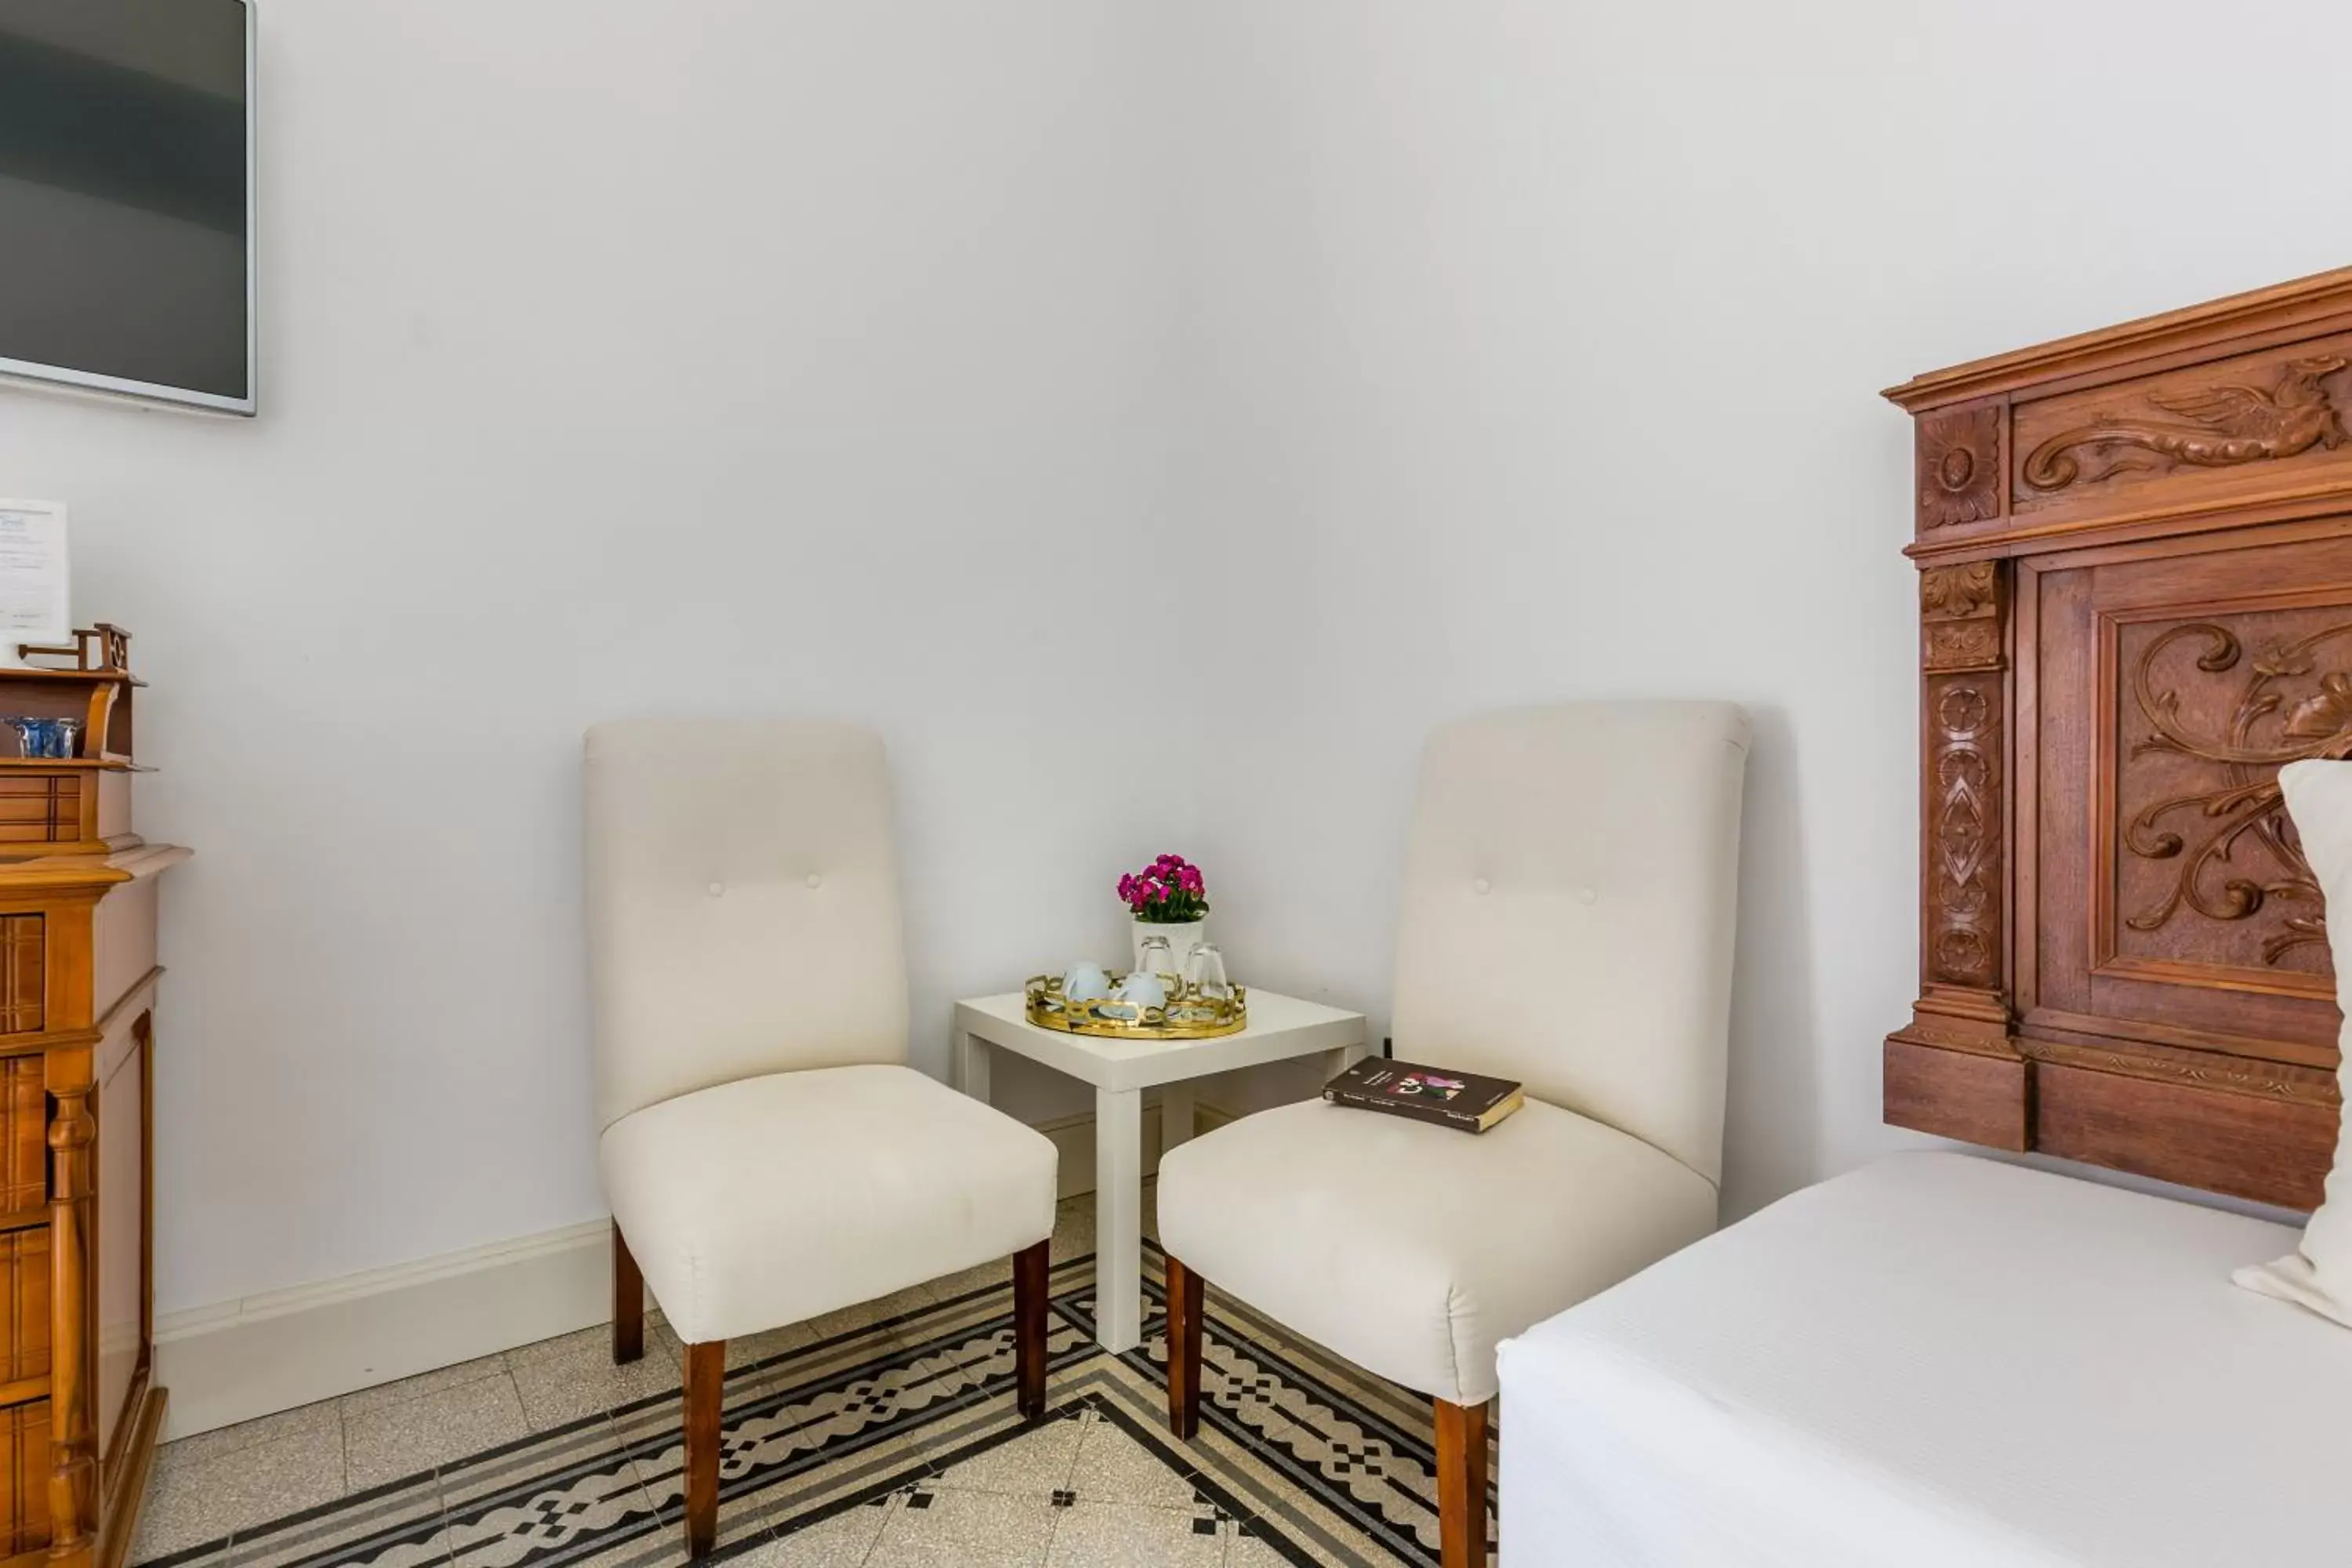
[1025,974,1247,1040]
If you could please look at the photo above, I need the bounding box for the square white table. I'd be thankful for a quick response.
[953,989,1369,1352]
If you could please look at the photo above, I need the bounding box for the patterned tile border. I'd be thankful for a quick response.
[135,1247,1496,1568]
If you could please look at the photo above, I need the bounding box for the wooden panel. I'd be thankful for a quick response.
[2033,528,2352,1063]
[0,1401,49,1555]
[0,1233,47,1389]
[0,926,38,1038]
[89,882,154,1029]
[2037,1060,2334,1210]
[0,1062,41,1225]
[1884,1040,2028,1150]
[2108,603,2341,989]
[1913,401,2004,537]
[2014,334,2352,522]
[93,1021,143,1464]
[93,774,129,845]
[1924,665,2005,991]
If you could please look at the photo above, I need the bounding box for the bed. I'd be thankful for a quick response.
[1499,270,2352,1564]
[1498,1152,2345,1566]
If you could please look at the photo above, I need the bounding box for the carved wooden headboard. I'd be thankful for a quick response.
[1885,268,2352,1210]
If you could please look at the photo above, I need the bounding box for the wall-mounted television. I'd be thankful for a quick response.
[0,0,255,416]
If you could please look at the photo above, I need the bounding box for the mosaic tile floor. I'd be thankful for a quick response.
[130,1191,1497,1567]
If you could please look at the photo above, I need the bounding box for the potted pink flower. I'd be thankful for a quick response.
[1118,854,1210,975]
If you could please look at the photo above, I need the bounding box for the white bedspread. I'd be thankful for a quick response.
[1497,1152,2349,1566]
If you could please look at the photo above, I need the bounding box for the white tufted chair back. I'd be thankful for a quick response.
[1388,702,1750,1185]
[584,719,909,1131]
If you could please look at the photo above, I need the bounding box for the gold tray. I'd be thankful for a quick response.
[1024,974,1247,1040]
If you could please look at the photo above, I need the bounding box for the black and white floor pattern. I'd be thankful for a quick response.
[134,1240,1497,1568]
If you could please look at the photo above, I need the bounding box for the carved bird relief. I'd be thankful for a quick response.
[2024,355,2350,491]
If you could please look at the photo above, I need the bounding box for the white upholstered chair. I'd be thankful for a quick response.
[586,720,1058,1557]
[1157,702,1750,1568]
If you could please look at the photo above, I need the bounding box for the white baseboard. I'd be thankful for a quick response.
[155,1095,1238,1439]
[155,1219,613,1439]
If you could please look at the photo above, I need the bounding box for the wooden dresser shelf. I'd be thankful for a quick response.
[0,765,146,775]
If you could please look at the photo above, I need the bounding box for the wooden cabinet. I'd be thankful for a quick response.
[0,629,187,1568]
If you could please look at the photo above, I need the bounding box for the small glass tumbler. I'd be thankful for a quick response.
[1135,935,1179,982]
[1183,942,1232,1001]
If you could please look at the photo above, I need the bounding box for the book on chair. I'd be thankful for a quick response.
[1323,1058,1524,1133]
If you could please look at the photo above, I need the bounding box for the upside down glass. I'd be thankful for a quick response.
[1184,942,1232,1002]
[1135,935,1180,984]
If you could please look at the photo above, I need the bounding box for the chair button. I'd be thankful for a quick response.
[706,882,725,898]
[1577,887,1598,905]
[806,873,824,889]
[1472,878,1491,895]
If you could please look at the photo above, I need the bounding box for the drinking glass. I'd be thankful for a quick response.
[1135,935,1179,983]
[1184,942,1232,1001]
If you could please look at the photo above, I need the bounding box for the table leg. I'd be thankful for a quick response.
[1323,1042,1365,1083]
[1159,1080,1196,1154]
[1095,1085,1142,1353]
[955,1027,991,1104]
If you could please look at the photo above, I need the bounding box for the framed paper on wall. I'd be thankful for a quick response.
[0,499,70,665]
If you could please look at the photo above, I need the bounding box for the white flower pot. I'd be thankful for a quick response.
[1131,919,1207,977]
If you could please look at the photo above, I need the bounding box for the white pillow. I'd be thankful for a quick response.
[2233,758,2352,1327]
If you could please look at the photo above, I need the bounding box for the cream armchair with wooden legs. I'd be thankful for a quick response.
[1158,702,1749,1568]
[586,720,1058,1558]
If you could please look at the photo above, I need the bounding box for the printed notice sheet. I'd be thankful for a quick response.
[0,501,68,652]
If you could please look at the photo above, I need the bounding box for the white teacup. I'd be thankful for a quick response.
[1115,972,1168,1010]
[1062,961,1113,1003]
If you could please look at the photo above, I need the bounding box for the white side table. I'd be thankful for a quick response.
[953,989,1369,1352]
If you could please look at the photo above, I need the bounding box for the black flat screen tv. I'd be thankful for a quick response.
[0,0,255,415]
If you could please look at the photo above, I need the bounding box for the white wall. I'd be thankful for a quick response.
[0,0,1190,1313]
[9,0,2352,1323]
[1180,0,2352,1218]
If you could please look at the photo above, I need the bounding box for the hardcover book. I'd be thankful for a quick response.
[1323,1058,1524,1134]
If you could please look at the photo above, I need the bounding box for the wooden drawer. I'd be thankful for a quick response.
[0,1230,45,1392]
[0,1399,46,1554]
[0,777,78,848]
[0,1061,39,1225]
[0,922,38,1039]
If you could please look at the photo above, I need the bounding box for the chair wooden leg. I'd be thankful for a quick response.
[683,1340,724,1559]
[1165,1254,1203,1439]
[1433,1396,1490,1568]
[612,1222,644,1365]
[1013,1240,1050,1421]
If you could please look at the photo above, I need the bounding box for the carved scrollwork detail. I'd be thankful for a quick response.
[1929,679,2001,986]
[2023,355,2350,492]
[1917,405,2001,528]
[2122,620,2352,963]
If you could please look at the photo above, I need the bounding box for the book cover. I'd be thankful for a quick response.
[1322,1058,1525,1134]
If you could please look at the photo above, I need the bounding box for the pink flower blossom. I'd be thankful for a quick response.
[1118,853,1210,920]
